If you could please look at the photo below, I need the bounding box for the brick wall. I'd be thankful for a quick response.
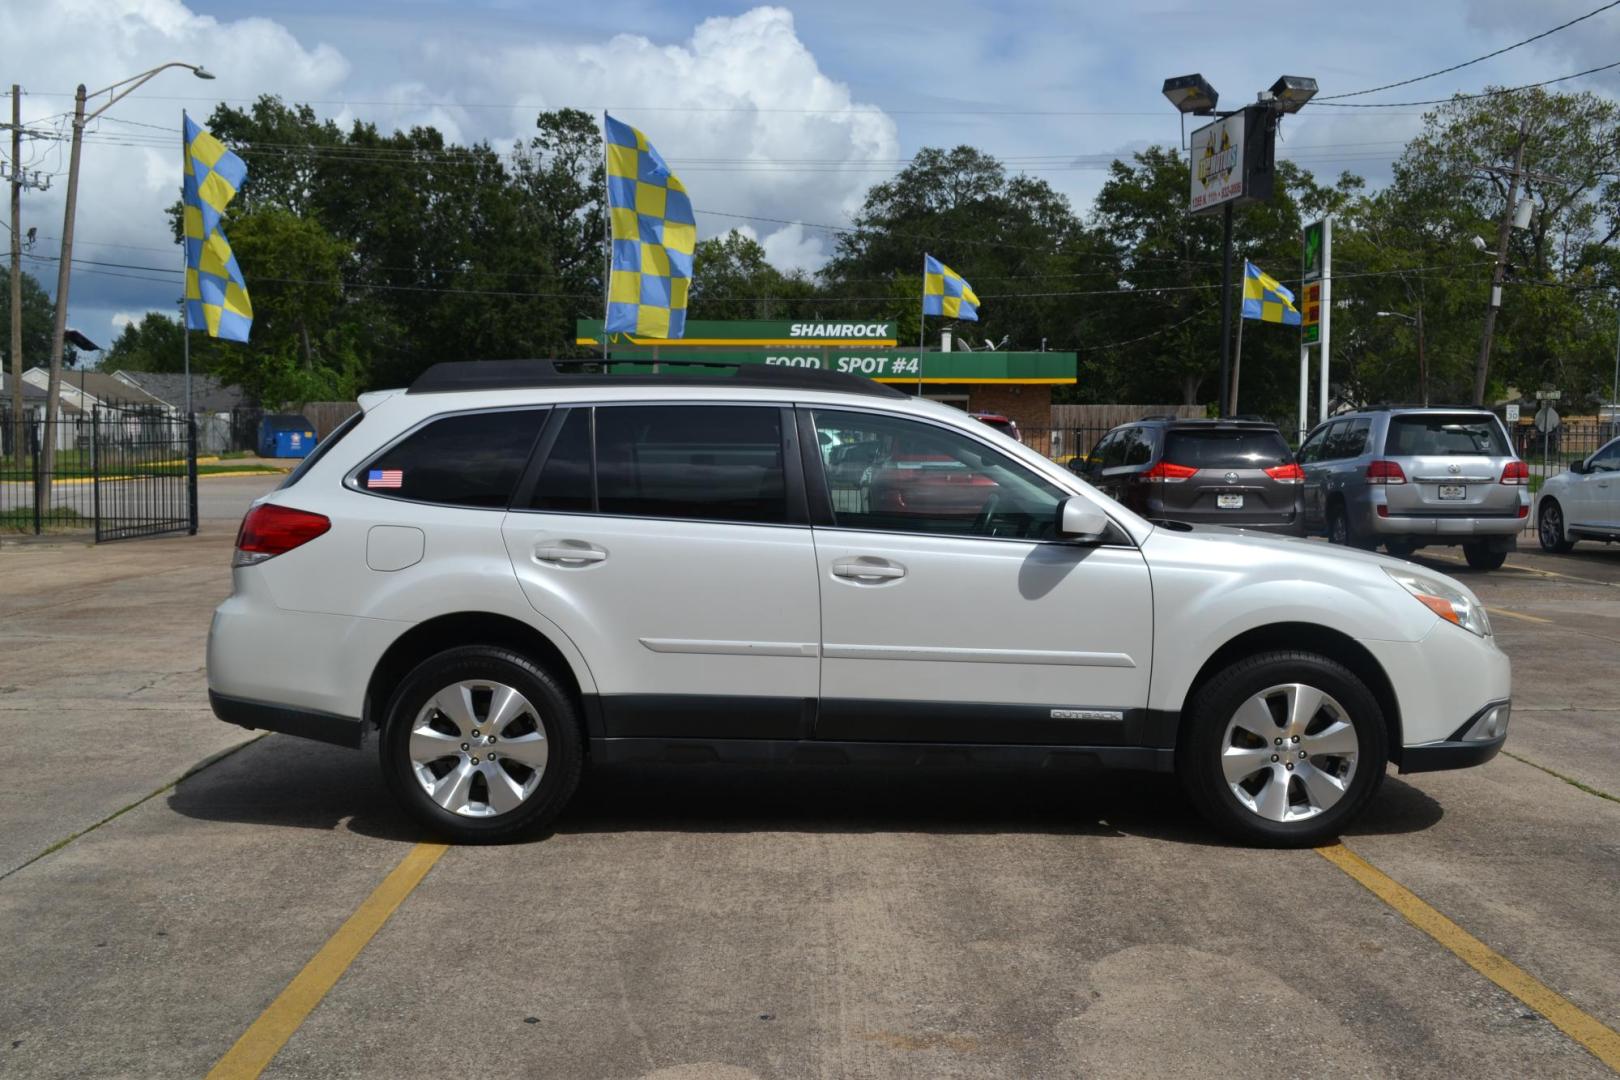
[966,384,1054,454]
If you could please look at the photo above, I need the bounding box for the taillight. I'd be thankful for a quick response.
[1366,460,1407,485]
[1143,461,1198,482]
[1500,460,1529,485]
[234,504,331,567]
[1264,463,1305,483]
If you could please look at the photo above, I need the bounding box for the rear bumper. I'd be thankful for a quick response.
[1359,506,1526,538]
[209,690,363,748]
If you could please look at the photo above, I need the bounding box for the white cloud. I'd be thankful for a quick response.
[760,222,827,274]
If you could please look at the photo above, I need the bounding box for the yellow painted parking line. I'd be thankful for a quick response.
[206,841,449,1079]
[1317,842,1620,1071]
[1486,606,1554,625]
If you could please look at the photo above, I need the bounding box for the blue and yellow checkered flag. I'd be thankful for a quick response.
[182,113,252,343]
[604,115,695,339]
[1241,261,1301,326]
[922,255,980,321]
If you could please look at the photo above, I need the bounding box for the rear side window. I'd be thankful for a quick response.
[1326,418,1371,459]
[280,409,362,490]
[1122,427,1154,466]
[1386,414,1509,457]
[359,410,544,507]
[1164,429,1291,468]
[595,405,786,523]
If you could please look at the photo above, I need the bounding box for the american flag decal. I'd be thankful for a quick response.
[367,469,403,489]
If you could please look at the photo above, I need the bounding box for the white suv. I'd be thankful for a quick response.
[208,361,1512,846]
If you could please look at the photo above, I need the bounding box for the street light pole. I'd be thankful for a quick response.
[38,62,211,511]
[1218,201,1234,418]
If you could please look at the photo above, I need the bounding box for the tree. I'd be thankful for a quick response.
[688,230,815,319]
[101,312,187,374]
[1,271,59,377]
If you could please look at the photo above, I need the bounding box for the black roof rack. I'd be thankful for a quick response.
[406,359,907,399]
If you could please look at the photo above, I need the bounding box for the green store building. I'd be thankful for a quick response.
[576,319,1077,453]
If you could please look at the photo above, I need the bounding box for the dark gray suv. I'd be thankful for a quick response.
[1072,417,1305,534]
[1298,406,1528,569]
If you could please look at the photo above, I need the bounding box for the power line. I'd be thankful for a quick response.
[1312,59,1620,108]
[1317,1,1620,101]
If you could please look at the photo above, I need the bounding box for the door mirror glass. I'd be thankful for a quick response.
[1058,496,1110,541]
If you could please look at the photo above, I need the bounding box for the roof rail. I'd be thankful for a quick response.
[406,359,907,399]
[1137,413,1180,422]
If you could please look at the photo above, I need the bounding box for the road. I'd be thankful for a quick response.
[1,493,1617,1078]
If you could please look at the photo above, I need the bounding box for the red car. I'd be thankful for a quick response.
[971,411,1021,442]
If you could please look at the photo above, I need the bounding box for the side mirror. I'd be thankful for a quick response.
[1569,459,1587,475]
[1058,496,1110,542]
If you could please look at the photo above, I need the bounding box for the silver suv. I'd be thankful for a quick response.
[1298,407,1528,569]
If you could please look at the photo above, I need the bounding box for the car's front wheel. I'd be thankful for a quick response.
[380,646,584,842]
[1178,651,1387,847]
[1538,499,1575,553]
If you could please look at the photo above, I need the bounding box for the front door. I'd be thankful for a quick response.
[502,404,821,740]
[805,407,1153,746]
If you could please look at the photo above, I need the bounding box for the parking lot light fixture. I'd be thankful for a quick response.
[1161,74,1219,115]
[1267,75,1318,113]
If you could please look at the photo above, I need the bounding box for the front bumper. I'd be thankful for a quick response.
[1399,700,1510,773]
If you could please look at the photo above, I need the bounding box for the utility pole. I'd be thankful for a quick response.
[1473,119,1530,407]
[1416,302,1428,407]
[8,84,21,432]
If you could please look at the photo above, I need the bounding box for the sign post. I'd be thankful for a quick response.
[1299,218,1331,437]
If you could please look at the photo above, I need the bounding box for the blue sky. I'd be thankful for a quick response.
[4,0,1617,361]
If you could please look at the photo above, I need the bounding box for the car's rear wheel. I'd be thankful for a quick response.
[1384,540,1417,558]
[1538,499,1575,553]
[380,646,583,842]
[1327,504,1374,550]
[1178,651,1387,847]
[1463,542,1508,571]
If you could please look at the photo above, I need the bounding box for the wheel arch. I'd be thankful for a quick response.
[364,612,591,739]
[1175,622,1404,767]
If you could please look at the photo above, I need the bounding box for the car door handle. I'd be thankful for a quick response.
[832,557,906,581]
[535,543,607,565]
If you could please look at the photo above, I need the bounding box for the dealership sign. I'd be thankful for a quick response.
[1190,112,1246,213]
[602,349,1075,384]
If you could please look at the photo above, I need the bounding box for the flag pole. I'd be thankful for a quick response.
[180,110,192,416]
[600,112,611,365]
[1231,263,1245,415]
[916,253,926,396]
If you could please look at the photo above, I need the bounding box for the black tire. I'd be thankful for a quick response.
[1384,540,1417,558]
[1462,542,1508,571]
[379,645,584,842]
[1177,651,1388,848]
[1537,499,1575,554]
[1327,503,1375,551]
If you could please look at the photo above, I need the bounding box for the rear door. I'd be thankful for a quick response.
[1381,412,1516,519]
[501,403,822,740]
[1157,426,1298,526]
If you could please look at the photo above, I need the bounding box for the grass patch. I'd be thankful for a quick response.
[1502,750,1619,804]
[0,506,86,533]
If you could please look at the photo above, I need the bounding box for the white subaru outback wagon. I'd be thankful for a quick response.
[208,361,1511,846]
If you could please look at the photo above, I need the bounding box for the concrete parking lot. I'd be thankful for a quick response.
[2,476,1617,1078]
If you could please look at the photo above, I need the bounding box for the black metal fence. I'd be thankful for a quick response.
[0,408,198,541]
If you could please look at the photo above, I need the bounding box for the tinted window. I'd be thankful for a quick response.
[1315,421,1348,461]
[1100,430,1128,469]
[361,409,542,507]
[1386,414,1509,457]
[813,410,1066,540]
[1163,429,1291,468]
[1122,427,1154,466]
[531,408,593,512]
[1339,418,1371,458]
[1297,426,1329,464]
[596,405,786,523]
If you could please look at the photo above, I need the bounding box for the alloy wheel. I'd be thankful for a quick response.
[408,680,549,817]
[1539,503,1563,549]
[1220,683,1359,823]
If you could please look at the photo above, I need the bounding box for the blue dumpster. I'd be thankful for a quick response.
[273,429,314,458]
[258,414,315,458]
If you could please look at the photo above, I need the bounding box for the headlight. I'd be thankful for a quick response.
[1383,567,1492,637]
